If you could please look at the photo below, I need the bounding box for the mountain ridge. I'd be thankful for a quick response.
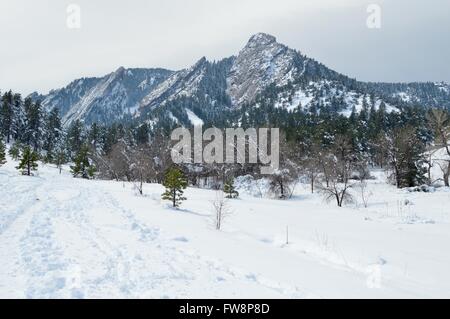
[29,32,450,127]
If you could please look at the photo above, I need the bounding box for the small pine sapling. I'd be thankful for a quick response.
[223,178,239,199]
[16,146,39,176]
[161,167,188,208]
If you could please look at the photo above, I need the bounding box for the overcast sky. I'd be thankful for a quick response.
[1,0,449,95]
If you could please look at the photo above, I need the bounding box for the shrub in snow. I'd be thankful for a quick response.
[234,175,270,198]
[269,168,296,200]
[357,181,373,208]
[407,185,435,193]
[211,191,232,230]
[223,178,239,199]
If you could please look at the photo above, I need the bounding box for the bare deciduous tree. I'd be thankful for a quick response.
[303,143,322,194]
[318,135,355,207]
[95,140,131,181]
[357,180,372,208]
[268,135,300,199]
[130,147,155,195]
[427,109,450,186]
[211,191,232,230]
[386,126,426,188]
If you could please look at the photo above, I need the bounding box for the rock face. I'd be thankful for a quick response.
[31,32,450,127]
[140,57,209,110]
[226,33,306,106]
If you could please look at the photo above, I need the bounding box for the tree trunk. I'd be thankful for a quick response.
[444,162,450,187]
[335,193,341,207]
[172,189,176,207]
[394,166,401,188]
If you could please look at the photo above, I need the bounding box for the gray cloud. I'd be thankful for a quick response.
[0,0,449,95]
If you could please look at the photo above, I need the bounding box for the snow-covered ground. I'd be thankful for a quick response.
[1,156,450,299]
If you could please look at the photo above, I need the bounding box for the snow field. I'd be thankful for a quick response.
[1,155,450,298]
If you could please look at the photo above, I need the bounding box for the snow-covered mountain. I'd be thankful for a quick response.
[32,33,450,127]
[32,67,172,126]
[140,57,210,110]
[226,33,306,106]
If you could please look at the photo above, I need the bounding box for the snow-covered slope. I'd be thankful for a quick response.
[34,67,172,126]
[140,58,209,110]
[273,80,399,115]
[32,77,102,117]
[1,155,450,298]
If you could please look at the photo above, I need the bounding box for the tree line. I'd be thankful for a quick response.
[1,89,449,208]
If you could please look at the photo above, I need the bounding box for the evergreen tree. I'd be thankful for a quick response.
[42,108,62,162]
[8,142,21,160]
[88,122,101,150]
[23,98,44,151]
[16,146,39,176]
[11,93,26,142]
[387,126,426,188]
[223,178,239,199]
[161,167,187,207]
[102,124,118,154]
[67,119,85,158]
[70,145,96,179]
[1,91,13,143]
[0,139,6,166]
[135,123,150,145]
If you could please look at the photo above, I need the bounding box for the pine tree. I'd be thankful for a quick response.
[161,167,187,207]
[11,93,26,142]
[70,145,96,179]
[88,122,101,150]
[23,98,44,151]
[223,178,239,199]
[135,123,150,145]
[42,108,62,162]
[387,126,426,188]
[8,142,21,160]
[1,91,13,143]
[0,139,6,166]
[16,146,38,176]
[67,119,85,158]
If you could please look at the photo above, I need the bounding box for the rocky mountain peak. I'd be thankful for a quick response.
[246,33,277,48]
[226,33,303,106]
[193,56,208,68]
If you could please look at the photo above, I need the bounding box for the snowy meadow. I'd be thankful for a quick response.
[1,153,449,299]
